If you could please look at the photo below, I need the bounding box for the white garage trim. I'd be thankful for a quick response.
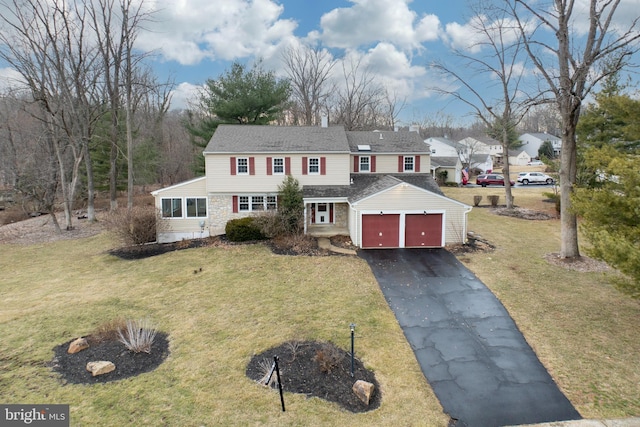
[359,209,446,248]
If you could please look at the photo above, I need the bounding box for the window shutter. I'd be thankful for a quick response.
[232,196,238,213]
[371,156,376,172]
[266,157,272,175]
[329,204,334,223]
[320,157,326,175]
[415,155,420,172]
[398,156,403,172]
[285,157,291,175]
[353,156,359,172]
[249,157,255,175]
[230,157,236,175]
[302,157,308,175]
[310,203,315,223]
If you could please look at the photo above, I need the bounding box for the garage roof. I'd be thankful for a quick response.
[303,174,443,201]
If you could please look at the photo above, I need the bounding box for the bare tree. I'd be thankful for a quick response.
[0,0,103,230]
[282,45,336,126]
[331,57,384,130]
[509,0,640,258]
[433,1,537,208]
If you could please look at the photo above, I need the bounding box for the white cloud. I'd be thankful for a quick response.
[0,67,26,94]
[318,0,440,50]
[443,15,524,54]
[137,0,298,65]
[168,81,202,110]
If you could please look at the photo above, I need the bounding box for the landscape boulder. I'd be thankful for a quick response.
[86,361,115,376]
[67,337,89,354]
[352,380,375,405]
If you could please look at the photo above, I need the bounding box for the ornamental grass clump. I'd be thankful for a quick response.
[118,319,158,354]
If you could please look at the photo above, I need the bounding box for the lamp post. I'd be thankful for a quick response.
[350,323,356,377]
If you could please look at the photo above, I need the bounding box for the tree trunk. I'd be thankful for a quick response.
[558,110,580,258]
[84,142,96,222]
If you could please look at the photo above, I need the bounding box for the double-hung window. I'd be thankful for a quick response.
[273,158,284,175]
[404,156,414,172]
[237,195,277,212]
[359,156,370,172]
[308,157,320,174]
[237,157,249,175]
[161,198,182,218]
[186,197,207,218]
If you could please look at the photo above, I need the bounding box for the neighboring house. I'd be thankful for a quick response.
[508,149,532,166]
[424,137,461,157]
[519,133,562,158]
[469,154,494,174]
[152,125,472,249]
[458,136,504,165]
[431,157,462,185]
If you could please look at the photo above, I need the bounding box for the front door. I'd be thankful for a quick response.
[315,203,329,224]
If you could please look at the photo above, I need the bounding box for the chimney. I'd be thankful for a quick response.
[321,115,328,128]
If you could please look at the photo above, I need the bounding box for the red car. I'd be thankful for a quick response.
[475,174,515,187]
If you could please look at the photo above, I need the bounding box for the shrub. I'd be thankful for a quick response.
[473,195,482,206]
[117,318,157,354]
[106,206,160,245]
[88,318,127,344]
[313,342,345,373]
[225,217,266,242]
[487,195,500,206]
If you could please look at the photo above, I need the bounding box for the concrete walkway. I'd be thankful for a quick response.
[360,248,582,427]
[512,419,640,427]
[317,237,357,255]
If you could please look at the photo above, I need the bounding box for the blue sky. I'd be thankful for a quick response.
[1,0,638,127]
[134,0,496,125]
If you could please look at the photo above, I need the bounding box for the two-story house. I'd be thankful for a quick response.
[519,133,562,158]
[152,124,471,249]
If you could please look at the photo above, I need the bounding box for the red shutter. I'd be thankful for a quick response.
[415,155,420,172]
[266,157,272,175]
[285,157,291,175]
[354,156,359,172]
[320,157,326,175]
[302,157,308,175]
[371,156,376,172]
[329,204,334,223]
[249,157,255,175]
[398,156,403,172]
[230,157,236,175]
[232,196,238,213]
[311,203,315,223]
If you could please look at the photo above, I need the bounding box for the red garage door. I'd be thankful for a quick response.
[362,214,400,248]
[405,213,443,247]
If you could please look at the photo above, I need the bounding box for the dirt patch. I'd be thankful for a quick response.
[544,253,611,273]
[448,233,495,254]
[50,333,170,384]
[246,340,380,413]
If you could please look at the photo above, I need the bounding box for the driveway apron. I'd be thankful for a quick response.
[360,248,581,427]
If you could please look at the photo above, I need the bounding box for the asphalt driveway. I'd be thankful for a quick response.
[359,248,581,427]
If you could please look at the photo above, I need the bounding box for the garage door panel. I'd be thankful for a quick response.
[405,214,443,247]
[362,214,400,248]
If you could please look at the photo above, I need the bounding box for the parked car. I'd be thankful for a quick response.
[475,174,515,187]
[517,172,555,185]
[527,160,544,166]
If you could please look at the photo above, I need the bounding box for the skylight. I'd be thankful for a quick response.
[357,144,371,151]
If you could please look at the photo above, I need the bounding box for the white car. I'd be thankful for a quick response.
[527,160,544,166]
[517,172,555,185]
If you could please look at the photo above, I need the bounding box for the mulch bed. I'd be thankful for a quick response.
[246,340,380,413]
[50,333,170,384]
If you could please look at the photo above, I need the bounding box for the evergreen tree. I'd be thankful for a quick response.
[186,62,291,174]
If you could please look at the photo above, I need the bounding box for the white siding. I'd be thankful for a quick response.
[153,177,210,242]
[205,153,350,193]
[353,184,470,246]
